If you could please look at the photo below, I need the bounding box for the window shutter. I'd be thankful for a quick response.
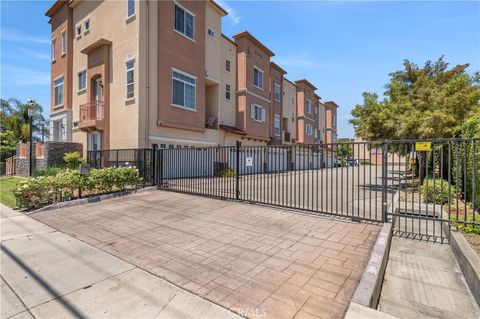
[261,108,266,122]
[250,104,255,119]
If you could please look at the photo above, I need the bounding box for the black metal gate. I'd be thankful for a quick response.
[88,138,479,243]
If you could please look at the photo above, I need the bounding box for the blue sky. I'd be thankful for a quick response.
[1,1,479,137]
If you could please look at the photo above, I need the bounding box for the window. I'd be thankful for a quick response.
[253,67,264,89]
[174,4,194,40]
[61,30,66,55]
[84,19,90,32]
[305,123,313,136]
[54,76,64,106]
[250,104,265,122]
[126,59,135,99]
[78,70,87,92]
[225,59,231,72]
[225,84,231,101]
[127,0,135,18]
[51,38,56,61]
[172,69,196,110]
[207,27,215,38]
[306,99,311,113]
[76,25,82,38]
[314,130,318,139]
[274,114,281,136]
[274,83,281,102]
[314,106,318,115]
[88,132,102,151]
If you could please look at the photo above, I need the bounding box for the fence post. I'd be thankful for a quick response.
[235,141,241,200]
[382,142,388,222]
[152,144,157,186]
[159,149,164,188]
[116,150,119,167]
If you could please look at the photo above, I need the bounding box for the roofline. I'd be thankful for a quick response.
[221,33,237,46]
[295,79,317,90]
[270,62,287,75]
[325,101,340,108]
[232,31,275,57]
[45,0,66,17]
[283,77,296,86]
[208,0,228,16]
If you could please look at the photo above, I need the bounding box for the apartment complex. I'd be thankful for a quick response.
[324,101,338,145]
[46,0,337,152]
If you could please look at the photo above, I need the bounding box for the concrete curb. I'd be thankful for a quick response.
[351,221,393,309]
[344,302,399,319]
[27,187,158,214]
[442,222,480,305]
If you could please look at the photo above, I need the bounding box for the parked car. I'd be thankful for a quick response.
[347,159,359,166]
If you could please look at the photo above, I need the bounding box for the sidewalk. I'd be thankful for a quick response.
[0,204,241,319]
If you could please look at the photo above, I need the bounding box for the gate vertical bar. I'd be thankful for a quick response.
[382,142,389,222]
[235,141,241,200]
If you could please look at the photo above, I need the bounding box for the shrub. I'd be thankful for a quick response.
[216,167,235,177]
[63,151,86,169]
[13,167,141,209]
[33,166,63,177]
[421,178,456,205]
[451,215,480,235]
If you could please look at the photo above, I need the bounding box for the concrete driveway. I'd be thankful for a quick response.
[32,191,381,319]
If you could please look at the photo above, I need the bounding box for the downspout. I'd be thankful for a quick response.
[145,0,150,147]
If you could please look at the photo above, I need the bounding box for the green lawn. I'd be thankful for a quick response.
[0,176,24,208]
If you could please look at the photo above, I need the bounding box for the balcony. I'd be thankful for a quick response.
[79,100,104,131]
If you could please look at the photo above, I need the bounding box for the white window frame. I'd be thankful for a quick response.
[126,58,135,100]
[207,27,215,39]
[225,59,231,72]
[274,114,281,136]
[253,66,264,90]
[174,2,195,42]
[250,104,265,123]
[51,37,56,62]
[274,83,281,102]
[171,68,197,111]
[305,123,313,136]
[127,0,135,19]
[61,30,66,56]
[225,83,231,101]
[77,69,87,93]
[314,106,318,115]
[53,75,64,107]
[84,19,90,33]
[306,99,311,114]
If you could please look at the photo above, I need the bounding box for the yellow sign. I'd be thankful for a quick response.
[415,142,432,151]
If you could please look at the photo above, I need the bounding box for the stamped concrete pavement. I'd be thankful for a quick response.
[0,204,242,319]
[32,191,381,319]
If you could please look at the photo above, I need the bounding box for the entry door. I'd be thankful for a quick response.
[88,131,102,151]
[95,79,103,118]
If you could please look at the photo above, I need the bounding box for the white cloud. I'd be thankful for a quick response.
[15,47,51,61]
[273,55,324,69]
[1,28,50,45]
[216,0,241,25]
[2,65,50,86]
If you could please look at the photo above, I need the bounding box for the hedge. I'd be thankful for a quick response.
[421,178,456,205]
[14,167,141,209]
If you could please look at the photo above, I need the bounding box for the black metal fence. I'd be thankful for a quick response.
[0,150,16,176]
[87,138,479,243]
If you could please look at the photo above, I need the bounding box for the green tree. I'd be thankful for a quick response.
[351,57,480,140]
[336,144,353,163]
[0,98,49,150]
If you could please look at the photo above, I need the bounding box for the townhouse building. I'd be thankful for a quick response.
[294,79,319,145]
[46,0,335,152]
[324,101,339,145]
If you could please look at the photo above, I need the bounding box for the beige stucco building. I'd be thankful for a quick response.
[46,0,336,152]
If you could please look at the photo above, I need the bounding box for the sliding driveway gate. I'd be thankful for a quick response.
[88,138,478,243]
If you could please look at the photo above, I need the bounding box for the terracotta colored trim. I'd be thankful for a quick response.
[81,38,112,54]
[219,124,247,136]
[325,101,340,108]
[283,77,296,86]
[232,31,275,56]
[270,62,287,75]
[295,79,317,90]
[157,120,206,133]
[45,0,65,17]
